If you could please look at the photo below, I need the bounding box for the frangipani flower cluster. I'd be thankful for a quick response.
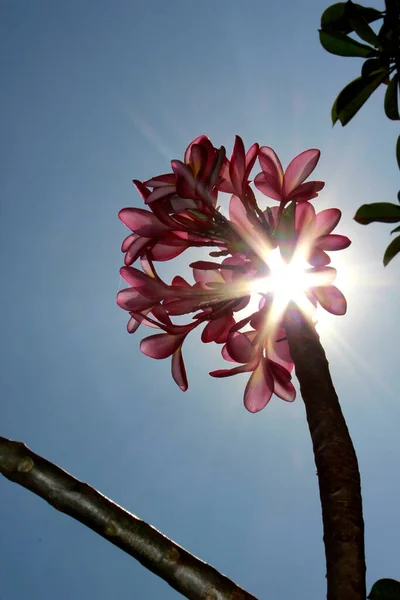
[117,136,351,413]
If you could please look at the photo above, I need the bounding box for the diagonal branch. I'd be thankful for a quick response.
[0,435,258,600]
[284,305,366,600]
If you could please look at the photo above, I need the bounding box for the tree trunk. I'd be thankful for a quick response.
[284,304,366,600]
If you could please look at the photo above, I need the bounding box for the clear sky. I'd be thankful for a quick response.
[1,1,399,598]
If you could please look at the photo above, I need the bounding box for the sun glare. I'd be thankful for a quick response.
[266,250,311,306]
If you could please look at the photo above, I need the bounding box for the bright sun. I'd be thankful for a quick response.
[265,249,311,306]
[245,247,329,333]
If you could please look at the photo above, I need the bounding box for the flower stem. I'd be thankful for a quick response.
[284,305,366,600]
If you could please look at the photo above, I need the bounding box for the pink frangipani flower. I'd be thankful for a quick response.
[254,147,325,207]
[117,135,350,412]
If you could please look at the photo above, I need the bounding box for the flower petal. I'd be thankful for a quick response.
[313,208,342,237]
[201,313,234,344]
[244,359,274,413]
[270,361,296,402]
[209,363,255,378]
[286,181,325,202]
[124,236,151,266]
[257,146,284,196]
[229,194,255,231]
[122,233,137,253]
[118,208,169,236]
[119,266,167,298]
[140,333,185,359]
[116,288,156,311]
[254,172,282,201]
[150,242,187,262]
[283,149,320,198]
[311,285,347,315]
[172,346,188,391]
[226,331,254,363]
[316,234,351,251]
[229,136,246,193]
[308,248,331,267]
[295,201,315,231]
[244,143,259,181]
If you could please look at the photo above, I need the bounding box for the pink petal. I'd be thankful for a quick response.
[270,361,296,402]
[286,181,325,202]
[272,333,293,366]
[127,315,142,334]
[193,267,224,287]
[190,143,207,178]
[118,208,169,236]
[229,194,254,231]
[122,233,137,253]
[133,179,151,201]
[164,297,209,316]
[150,242,187,262]
[124,236,151,266]
[258,147,284,192]
[170,197,198,212]
[189,260,222,270]
[254,172,283,201]
[172,346,188,391]
[209,363,255,378]
[295,201,315,231]
[151,304,173,326]
[313,208,341,237]
[316,234,351,251]
[184,135,209,164]
[119,266,167,298]
[201,313,234,344]
[116,288,156,311]
[308,248,331,267]
[244,359,274,413]
[144,173,176,187]
[244,143,259,181]
[140,333,185,359]
[229,136,246,193]
[171,160,196,198]
[171,276,191,288]
[311,285,347,315]
[129,310,161,330]
[226,331,254,364]
[146,186,176,204]
[283,149,321,198]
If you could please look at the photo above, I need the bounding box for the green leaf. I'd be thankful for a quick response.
[391,225,400,234]
[361,58,388,78]
[384,75,400,120]
[321,2,383,33]
[397,136,400,170]
[354,202,400,224]
[384,236,400,265]
[347,9,381,47]
[332,70,389,125]
[369,578,400,599]
[319,28,377,57]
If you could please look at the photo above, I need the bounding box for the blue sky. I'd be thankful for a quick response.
[1,0,399,598]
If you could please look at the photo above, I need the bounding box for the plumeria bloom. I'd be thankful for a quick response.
[294,202,351,267]
[117,135,351,412]
[254,147,325,207]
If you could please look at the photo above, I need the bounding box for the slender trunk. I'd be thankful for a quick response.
[284,305,366,600]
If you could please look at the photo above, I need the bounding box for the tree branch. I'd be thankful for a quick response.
[284,305,366,600]
[0,435,258,600]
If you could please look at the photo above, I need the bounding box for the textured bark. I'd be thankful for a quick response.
[284,305,366,600]
[0,436,258,600]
